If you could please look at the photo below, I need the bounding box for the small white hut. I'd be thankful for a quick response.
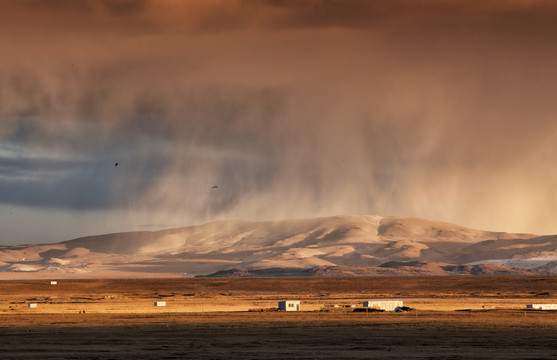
[28,303,38,309]
[363,300,403,312]
[278,300,300,311]
[154,301,167,307]
[50,281,57,285]
[527,304,557,310]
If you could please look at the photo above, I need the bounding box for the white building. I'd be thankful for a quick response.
[527,304,557,310]
[28,303,38,308]
[50,281,57,285]
[278,300,300,311]
[154,301,167,307]
[363,300,403,312]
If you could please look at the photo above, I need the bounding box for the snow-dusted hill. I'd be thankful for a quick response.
[0,215,554,279]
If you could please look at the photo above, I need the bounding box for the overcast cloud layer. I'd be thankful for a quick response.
[1,0,557,244]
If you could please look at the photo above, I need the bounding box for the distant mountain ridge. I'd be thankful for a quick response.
[199,263,549,278]
[1,215,556,279]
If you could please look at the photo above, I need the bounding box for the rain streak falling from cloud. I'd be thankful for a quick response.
[1,0,557,244]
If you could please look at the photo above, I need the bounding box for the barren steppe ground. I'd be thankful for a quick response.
[1,277,557,359]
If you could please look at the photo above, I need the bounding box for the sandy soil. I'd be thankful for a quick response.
[1,277,557,359]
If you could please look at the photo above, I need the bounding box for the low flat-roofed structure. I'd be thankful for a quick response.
[278,300,300,311]
[28,303,37,308]
[363,300,403,312]
[527,304,557,310]
[154,301,167,307]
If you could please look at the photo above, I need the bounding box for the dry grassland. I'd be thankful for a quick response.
[1,276,557,359]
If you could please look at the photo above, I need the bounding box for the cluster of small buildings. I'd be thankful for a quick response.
[278,300,405,312]
[526,304,557,310]
[22,281,557,313]
[274,300,557,312]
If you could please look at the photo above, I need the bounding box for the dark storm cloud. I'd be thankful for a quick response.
[20,0,149,16]
[0,137,168,210]
[4,0,557,33]
[227,0,546,33]
[4,0,557,40]
[255,0,557,30]
[0,71,287,212]
[2,0,557,241]
[101,0,149,16]
[241,0,408,30]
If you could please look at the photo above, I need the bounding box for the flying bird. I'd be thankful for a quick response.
[115,163,118,167]
[212,185,218,189]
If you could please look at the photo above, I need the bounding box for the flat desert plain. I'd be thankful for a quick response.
[1,277,557,359]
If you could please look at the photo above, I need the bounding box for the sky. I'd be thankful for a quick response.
[1,0,557,245]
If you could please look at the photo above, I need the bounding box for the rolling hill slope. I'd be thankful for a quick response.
[0,215,555,278]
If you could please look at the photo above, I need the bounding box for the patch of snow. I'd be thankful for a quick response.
[9,264,43,272]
